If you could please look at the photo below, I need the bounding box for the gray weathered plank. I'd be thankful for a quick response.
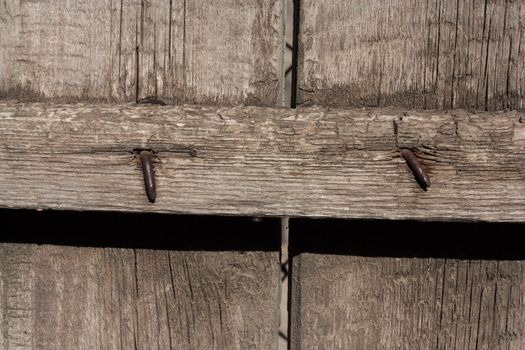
[0,0,140,102]
[0,214,280,350]
[0,102,523,221]
[0,0,284,105]
[138,0,284,105]
[298,0,525,110]
[291,254,525,350]
[289,223,525,350]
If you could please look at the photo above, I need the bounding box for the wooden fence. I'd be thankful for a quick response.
[0,0,524,349]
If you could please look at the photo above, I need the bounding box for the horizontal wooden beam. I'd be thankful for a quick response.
[0,102,523,221]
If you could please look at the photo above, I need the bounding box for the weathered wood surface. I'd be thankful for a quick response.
[0,212,280,350]
[0,0,284,105]
[290,221,525,350]
[0,102,523,221]
[0,4,286,350]
[297,0,525,110]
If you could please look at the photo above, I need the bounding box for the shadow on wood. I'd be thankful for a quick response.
[1,209,280,251]
[290,219,525,260]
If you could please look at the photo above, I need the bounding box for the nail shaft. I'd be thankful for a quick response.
[139,150,156,203]
[401,150,431,191]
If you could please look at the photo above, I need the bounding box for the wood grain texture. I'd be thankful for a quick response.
[298,0,525,111]
[289,222,525,350]
[0,102,523,221]
[291,255,525,350]
[0,0,284,105]
[0,214,281,350]
[0,0,140,102]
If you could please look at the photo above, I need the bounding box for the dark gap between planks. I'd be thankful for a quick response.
[289,0,300,108]
[289,219,525,260]
[0,209,280,252]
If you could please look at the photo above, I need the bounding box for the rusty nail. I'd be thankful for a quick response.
[401,149,431,191]
[139,150,156,203]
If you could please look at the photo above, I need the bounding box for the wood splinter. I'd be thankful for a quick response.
[139,150,156,203]
[401,149,431,191]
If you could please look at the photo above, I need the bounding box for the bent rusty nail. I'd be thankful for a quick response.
[401,149,431,191]
[139,150,156,203]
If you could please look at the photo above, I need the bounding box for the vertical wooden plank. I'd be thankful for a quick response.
[0,0,140,101]
[289,220,525,349]
[0,0,284,105]
[138,0,284,105]
[297,0,525,110]
[0,211,281,350]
